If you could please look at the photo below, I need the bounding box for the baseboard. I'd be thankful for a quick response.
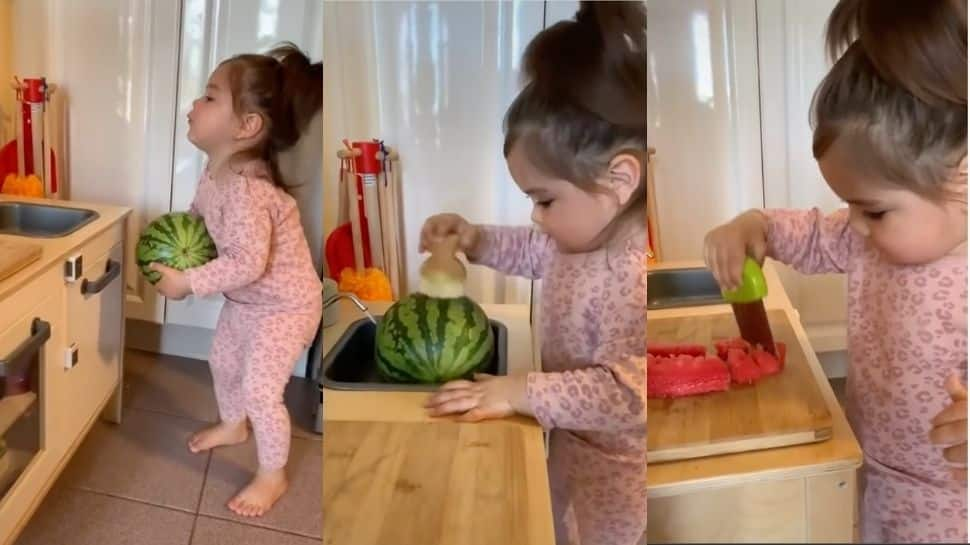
[125,319,313,378]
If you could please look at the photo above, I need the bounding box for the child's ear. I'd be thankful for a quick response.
[236,112,264,141]
[606,153,642,206]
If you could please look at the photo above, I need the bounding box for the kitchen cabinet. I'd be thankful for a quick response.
[0,196,129,545]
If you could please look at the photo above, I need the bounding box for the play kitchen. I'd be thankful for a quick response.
[645,259,862,543]
[320,167,555,543]
[0,194,130,545]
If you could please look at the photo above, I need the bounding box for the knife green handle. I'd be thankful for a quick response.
[721,257,768,303]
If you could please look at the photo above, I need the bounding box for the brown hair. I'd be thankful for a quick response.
[219,42,323,190]
[503,1,647,234]
[811,0,967,198]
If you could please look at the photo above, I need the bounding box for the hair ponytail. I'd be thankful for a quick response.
[824,0,967,108]
[522,1,646,128]
[220,42,322,191]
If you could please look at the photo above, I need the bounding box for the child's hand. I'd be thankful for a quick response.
[148,263,193,300]
[420,213,481,258]
[930,374,968,482]
[423,373,529,422]
[703,210,770,291]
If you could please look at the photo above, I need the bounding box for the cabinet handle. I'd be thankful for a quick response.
[81,259,121,295]
[0,319,51,378]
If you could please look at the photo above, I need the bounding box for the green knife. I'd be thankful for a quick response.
[721,257,776,356]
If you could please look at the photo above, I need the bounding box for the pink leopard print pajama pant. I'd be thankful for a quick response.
[208,302,319,470]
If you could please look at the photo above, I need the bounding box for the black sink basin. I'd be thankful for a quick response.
[321,316,508,391]
[647,267,726,310]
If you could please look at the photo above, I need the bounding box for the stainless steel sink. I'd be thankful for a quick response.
[0,202,99,238]
[647,267,726,310]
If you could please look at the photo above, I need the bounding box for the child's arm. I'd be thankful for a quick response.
[184,192,272,297]
[470,225,558,280]
[526,345,645,432]
[763,207,855,274]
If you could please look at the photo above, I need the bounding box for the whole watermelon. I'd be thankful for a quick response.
[375,293,494,384]
[136,212,217,284]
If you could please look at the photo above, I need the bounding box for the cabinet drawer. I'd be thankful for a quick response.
[62,241,124,439]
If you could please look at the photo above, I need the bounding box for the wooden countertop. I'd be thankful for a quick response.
[321,299,555,545]
[647,260,863,496]
[0,195,131,302]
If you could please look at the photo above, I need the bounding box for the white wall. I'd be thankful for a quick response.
[323,1,542,305]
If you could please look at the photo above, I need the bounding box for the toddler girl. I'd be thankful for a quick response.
[422,3,648,544]
[705,1,967,541]
[150,43,323,518]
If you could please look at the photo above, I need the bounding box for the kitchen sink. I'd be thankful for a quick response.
[321,316,508,391]
[0,202,99,238]
[647,267,726,310]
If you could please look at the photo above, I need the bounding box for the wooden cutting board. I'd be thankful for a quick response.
[323,420,555,545]
[648,308,833,463]
[0,240,42,282]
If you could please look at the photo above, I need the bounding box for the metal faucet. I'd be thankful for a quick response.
[323,292,369,314]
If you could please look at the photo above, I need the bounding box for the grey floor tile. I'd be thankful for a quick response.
[190,516,318,545]
[15,488,194,545]
[125,349,220,423]
[59,407,210,512]
[198,436,321,538]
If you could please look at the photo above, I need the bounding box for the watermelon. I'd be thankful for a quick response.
[648,353,731,398]
[725,348,762,385]
[136,212,217,284]
[647,342,708,358]
[375,293,494,384]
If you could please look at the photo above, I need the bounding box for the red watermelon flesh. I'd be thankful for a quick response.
[752,347,782,375]
[648,354,730,398]
[647,343,707,358]
[726,348,762,385]
[715,337,751,360]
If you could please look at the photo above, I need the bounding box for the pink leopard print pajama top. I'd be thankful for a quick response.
[474,226,647,545]
[764,206,967,543]
[184,162,322,469]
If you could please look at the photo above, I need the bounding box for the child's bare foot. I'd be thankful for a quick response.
[227,468,288,517]
[187,420,248,453]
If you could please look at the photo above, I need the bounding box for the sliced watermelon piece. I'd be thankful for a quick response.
[752,348,781,375]
[725,348,762,384]
[648,354,730,398]
[715,337,751,360]
[647,342,707,358]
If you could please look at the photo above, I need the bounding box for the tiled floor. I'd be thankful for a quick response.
[15,349,321,545]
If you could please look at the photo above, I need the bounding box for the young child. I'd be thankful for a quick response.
[149,43,323,517]
[704,1,967,542]
[421,3,647,544]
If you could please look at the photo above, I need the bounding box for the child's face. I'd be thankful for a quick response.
[506,142,631,253]
[819,143,967,265]
[187,65,238,155]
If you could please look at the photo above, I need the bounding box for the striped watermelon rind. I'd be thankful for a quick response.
[375,293,494,384]
[136,212,217,284]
